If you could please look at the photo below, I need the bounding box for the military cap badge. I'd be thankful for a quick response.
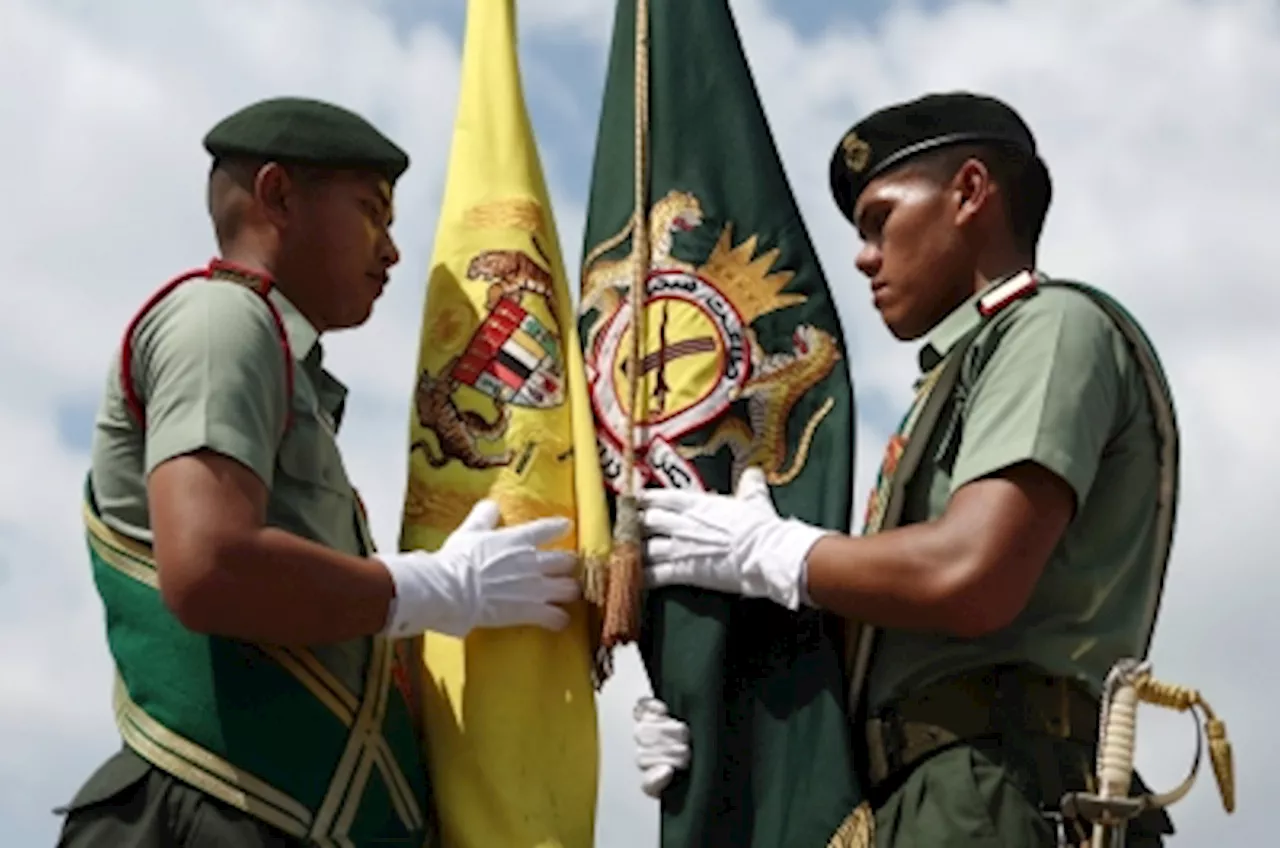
[840,131,871,174]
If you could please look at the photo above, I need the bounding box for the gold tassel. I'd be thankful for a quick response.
[1206,716,1235,813]
[581,554,608,607]
[1132,674,1236,815]
[600,495,644,648]
[593,0,652,663]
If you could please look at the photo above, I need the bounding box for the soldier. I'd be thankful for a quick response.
[632,92,1178,845]
[57,97,579,847]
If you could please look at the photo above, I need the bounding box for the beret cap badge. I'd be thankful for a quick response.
[840,131,871,174]
[827,92,1052,226]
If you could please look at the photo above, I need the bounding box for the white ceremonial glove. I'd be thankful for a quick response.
[378,500,579,638]
[637,467,832,610]
[633,697,690,798]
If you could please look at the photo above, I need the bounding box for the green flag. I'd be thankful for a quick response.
[577,1,867,844]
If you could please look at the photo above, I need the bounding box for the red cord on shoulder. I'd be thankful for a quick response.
[119,258,295,437]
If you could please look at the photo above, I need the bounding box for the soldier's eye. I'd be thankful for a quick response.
[858,206,889,241]
[360,199,389,228]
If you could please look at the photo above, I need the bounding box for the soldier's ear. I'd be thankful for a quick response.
[255,161,294,228]
[952,157,994,229]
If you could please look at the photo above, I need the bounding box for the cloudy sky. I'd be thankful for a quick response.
[2,0,1274,844]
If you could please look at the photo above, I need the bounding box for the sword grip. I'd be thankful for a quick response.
[1097,678,1139,804]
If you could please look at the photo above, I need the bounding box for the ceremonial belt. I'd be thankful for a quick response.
[864,664,1100,788]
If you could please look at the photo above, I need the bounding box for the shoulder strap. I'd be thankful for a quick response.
[847,269,1041,710]
[879,325,983,532]
[119,258,295,438]
[844,322,985,706]
[848,277,1181,711]
[1038,279,1180,658]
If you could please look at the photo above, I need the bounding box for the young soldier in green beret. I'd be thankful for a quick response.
[631,92,1179,845]
[56,97,580,848]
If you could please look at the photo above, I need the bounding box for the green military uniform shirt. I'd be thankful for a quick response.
[90,278,372,694]
[866,278,1162,715]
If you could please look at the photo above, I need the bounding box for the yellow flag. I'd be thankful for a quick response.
[397,0,611,845]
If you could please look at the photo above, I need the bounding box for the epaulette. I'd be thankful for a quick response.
[977,268,1039,317]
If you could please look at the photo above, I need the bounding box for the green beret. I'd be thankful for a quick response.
[203,96,410,184]
[828,91,1050,225]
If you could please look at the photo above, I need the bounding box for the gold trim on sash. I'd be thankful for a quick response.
[85,508,160,590]
[377,749,421,833]
[114,674,314,837]
[284,647,362,715]
[264,642,424,831]
[312,640,386,835]
[337,742,381,837]
[262,647,357,724]
[85,501,426,839]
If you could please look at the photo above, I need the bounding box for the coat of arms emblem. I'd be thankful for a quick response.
[579,189,844,492]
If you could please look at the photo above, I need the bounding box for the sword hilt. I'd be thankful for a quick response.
[1060,658,1235,847]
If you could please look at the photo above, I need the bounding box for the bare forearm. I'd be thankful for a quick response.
[804,522,985,636]
[161,527,395,646]
[804,466,1069,638]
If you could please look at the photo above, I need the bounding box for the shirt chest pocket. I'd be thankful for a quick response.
[268,374,370,556]
[273,395,356,526]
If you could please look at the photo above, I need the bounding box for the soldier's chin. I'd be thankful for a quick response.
[878,308,927,342]
[335,298,377,331]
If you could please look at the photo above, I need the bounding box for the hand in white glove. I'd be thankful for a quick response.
[378,500,579,638]
[633,697,690,798]
[637,467,831,610]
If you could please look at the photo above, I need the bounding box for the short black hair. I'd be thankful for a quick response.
[205,156,340,248]
[906,142,1049,255]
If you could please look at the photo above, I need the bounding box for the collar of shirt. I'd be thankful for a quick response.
[268,287,349,432]
[916,269,1031,374]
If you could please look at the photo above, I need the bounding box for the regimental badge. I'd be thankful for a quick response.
[580,189,843,493]
[841,131,872,174]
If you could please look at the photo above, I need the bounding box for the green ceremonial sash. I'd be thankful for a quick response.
[83,482,434,847]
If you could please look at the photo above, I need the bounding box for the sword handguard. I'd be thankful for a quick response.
[1060,658,1236,847]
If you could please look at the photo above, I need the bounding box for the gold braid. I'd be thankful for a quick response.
[1130,673,1235,813]
[599,0,651,651]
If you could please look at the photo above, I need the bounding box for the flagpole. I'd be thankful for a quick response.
[601,0,651,649]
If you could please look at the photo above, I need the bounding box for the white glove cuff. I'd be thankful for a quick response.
[771,519,834,610]
[381,594,401,634]
[377,552,477,638]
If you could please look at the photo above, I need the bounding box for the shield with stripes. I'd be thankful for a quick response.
[450,295,565,409]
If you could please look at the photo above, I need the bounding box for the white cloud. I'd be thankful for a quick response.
[519,0,616,44]
[1,0,1273,845]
